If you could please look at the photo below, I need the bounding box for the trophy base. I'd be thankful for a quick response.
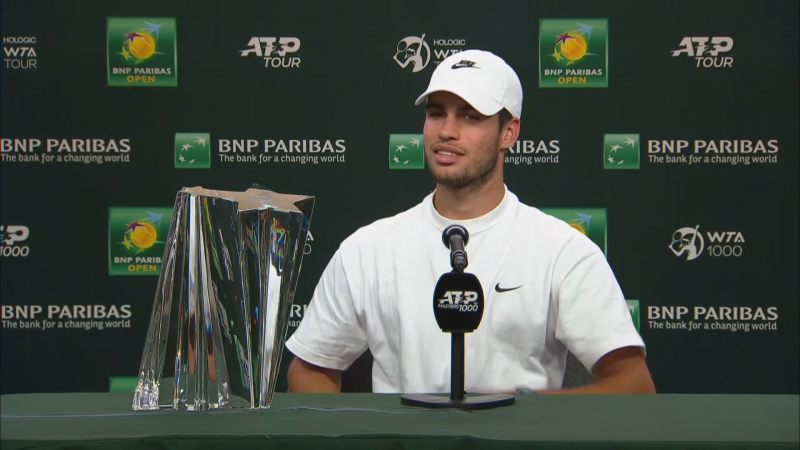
[400,393,515,410]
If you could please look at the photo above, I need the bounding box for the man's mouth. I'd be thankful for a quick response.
[432,144,464,164]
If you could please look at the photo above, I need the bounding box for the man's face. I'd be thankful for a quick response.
[423,91,504,189]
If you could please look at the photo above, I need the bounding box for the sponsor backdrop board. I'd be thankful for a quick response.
[1,0,798,396]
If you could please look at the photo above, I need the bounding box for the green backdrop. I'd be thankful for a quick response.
[1,0,798,396]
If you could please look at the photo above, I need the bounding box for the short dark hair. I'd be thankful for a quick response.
[498,108,513,131]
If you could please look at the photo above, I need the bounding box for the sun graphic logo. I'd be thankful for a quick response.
[540,208,608,257]
[107,17,177,87]
[108,207,172,275]
[567,212,593,235]
[539,19,608,88]
[553,26,591,65]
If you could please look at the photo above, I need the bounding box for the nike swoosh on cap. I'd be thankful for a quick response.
[452,60,478,69]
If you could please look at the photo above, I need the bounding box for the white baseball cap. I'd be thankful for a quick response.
[414,49,523,119]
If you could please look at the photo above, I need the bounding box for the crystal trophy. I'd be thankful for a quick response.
[131,185,314,411]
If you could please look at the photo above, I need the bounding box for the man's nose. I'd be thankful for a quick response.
[438,115,460,141]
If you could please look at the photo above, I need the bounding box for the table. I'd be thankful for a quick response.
[1,392,797,449]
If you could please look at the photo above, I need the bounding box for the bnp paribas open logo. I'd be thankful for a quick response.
[540,208,608,257]
[174,133,210,169]
[108,207,172,276]
[107,17,177,87]
[627,300,640,333]
[539,19,608,88]
[603,134,640,169]
[388,134,424,169]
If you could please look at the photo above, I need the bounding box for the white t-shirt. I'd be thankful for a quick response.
[285,186,644,394]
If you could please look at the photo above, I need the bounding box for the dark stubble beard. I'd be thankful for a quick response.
[427,141,501,191]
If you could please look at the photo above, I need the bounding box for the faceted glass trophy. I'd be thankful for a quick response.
[132,185,314,411]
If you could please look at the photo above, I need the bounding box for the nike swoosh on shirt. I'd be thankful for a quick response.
[494,283,522,293]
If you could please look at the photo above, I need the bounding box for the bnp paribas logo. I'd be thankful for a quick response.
[107,17,177,87]
[174,133,211,169]
[108,207,172,275]
[627,300,640,333]
[540,208,608,257]
[539,19,608,88]
[388,134,424,169]
[603,134,640,169]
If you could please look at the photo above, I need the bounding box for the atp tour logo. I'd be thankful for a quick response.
[670,225,745,261]
[0,225,30,257]
[240,37,301,68]
[671,36,734,68]
[437,291,479,312]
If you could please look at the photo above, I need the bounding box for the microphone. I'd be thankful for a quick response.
[442,225,469,272]
[399,222,515,410]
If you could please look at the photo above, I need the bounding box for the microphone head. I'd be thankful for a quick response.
[432,271,484,333]
[442,224,469,249]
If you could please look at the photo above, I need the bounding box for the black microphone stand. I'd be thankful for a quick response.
[400,236,515,411]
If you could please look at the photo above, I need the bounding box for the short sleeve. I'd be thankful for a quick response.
[284,249,369,371]
[553,238,645,373]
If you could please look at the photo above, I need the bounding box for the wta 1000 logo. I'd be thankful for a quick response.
[670,225,745,261]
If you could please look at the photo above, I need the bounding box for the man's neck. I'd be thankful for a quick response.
[432,178,505,220]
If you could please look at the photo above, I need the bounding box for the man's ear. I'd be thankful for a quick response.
[500,117,521,150]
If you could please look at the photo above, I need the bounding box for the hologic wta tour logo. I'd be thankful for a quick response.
[174,133,210,169]
[540,208,607,256]
[108,207,172,275]
[603,134,640,169]
[393,34,468,73]
[107,17,177,87]
[539,19,608,88]
[388,134,424,169]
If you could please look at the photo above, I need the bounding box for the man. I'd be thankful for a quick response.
[285,49,655,395]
